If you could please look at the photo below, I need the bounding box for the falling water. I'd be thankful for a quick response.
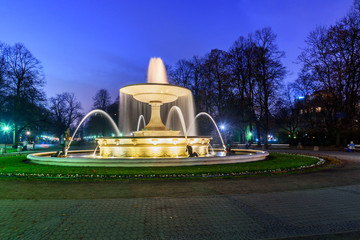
[65,109,120,156]
[147,57,168,84]
[208,143,215,155]
[186,112,225,149]
[120,92,150,135]
[93,144,100,157]
[164,94,197,136]
[165,106,188,141]
[119,57,197,135]
[137,115,146,131]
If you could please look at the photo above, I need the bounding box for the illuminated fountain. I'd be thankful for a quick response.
[96,58,211,158]
[27,57,268,167]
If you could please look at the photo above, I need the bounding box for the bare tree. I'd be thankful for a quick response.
[168,56,206,112]
[253,28,286,148]
[229,35,257,143]
[291,68,318,97]
[169,28,286,145]
[49,92,82,139]
[188,56,204,110]
[92,89,112,110]
[169,59,193,88]
[297,3,360,145]
[274,84,299,144]
[2,43,45,147]
[86,89,114,137]
[203,49,231,118]
[0,42,6,106]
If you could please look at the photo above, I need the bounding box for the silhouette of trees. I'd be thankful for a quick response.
[204,49,232,118]
[228,36,256,143]
[169,57,205,111]
[0,43,46,147]
[85,89,115,137]
[170,59,193,88]
[296,3,360,145]
[0,43,6,107]
[252,28,286,147]
[274,85,299,144]
[92,89,112,110]
[49,92,82,139]
[169,28,285,147]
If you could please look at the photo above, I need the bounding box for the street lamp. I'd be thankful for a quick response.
[2,125,10,152]
[24,131,31,151]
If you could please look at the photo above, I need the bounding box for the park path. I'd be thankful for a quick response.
[1,150,360,239]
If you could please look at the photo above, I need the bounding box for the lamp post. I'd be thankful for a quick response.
[248,132,253,142]
[2,126,10,153]
[219,123,227,149]
[25,131,31,150]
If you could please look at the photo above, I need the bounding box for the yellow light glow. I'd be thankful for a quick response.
[96,136,210,158]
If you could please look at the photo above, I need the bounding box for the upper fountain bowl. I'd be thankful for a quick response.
[120,83,191,104]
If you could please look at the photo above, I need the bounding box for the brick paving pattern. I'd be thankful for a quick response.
[1,184,360,239]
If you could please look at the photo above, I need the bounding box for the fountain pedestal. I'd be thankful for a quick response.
[144,101,166,131]
[133,101,180,137]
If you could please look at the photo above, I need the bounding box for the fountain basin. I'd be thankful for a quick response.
[120,83,191,103]
[96,136,211,158]
[27,149,269,167]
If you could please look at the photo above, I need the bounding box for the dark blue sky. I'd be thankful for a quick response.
[0,0,354,112]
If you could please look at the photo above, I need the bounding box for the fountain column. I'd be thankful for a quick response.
[145,101,167,131]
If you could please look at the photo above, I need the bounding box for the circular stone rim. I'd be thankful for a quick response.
[27,149,269,167]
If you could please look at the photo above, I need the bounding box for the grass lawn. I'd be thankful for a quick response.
[0,148,18,153]
[0,152,326,180]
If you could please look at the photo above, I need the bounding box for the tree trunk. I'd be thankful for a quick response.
[12,124,19,148]
[264,118,269,149]
[256,122,261,146]
[264,128,269,149]
[336,130,341,147]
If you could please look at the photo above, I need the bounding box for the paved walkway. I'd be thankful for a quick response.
[1,150,360,239]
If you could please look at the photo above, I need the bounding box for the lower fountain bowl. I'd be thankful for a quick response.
[96,136,212,158]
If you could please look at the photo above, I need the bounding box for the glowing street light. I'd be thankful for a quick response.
[2,125,10,152]
[220,124,225,130]
[26,131,31,135]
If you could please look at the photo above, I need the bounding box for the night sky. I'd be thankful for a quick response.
[0,0,354,112]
